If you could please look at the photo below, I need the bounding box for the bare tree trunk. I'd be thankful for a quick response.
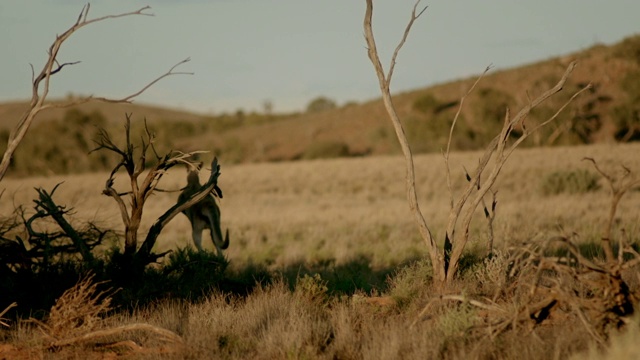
[363,0,590,284]
[96,116,213,265]
[363,0,445,283]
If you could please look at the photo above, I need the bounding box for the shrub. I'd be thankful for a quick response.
[160,247,229,300]
[540,169,600,195]
[306,96,337,113]
[613,70,640,141]
[413,93,440,114]
[302,141,350,159]
[388,259,433,307]
[613,35,640,65]
[295,273,329,305]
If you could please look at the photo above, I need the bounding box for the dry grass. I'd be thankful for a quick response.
[1,142,638,269]
[1,143,640,358]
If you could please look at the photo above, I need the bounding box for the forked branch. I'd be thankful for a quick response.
[364,0,443,281]
[583,157,640,263]
[364,0,588,283]
[0,4,192,182]
[95,117,213,261]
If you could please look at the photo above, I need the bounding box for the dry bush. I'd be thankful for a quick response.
[364,0,591,284]
[31,275,183,356]
[36,274,112,343]
[575,319,640,360]
[407,158,640,349]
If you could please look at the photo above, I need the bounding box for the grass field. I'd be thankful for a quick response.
[1,142,639,358]
[2,142,638,267]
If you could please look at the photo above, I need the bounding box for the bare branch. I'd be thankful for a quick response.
[364,0,443,281]
[364,2,586,284]
[50,323,183,349]
[42,58,193,112]
[0,303,17,328]
[444,64,587,282]
[583,157,640,263]
[444,65,492,210]
[0,5,189,182]
[387,1,428,86]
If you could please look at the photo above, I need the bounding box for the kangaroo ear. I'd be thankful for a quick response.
[186,161,204,173]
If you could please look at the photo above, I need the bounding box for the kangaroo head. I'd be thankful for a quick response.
[185,162,204,189]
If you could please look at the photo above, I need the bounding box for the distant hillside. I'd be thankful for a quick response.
[1,34,639,176]
[0,100,208,130]
[203,34,638,163]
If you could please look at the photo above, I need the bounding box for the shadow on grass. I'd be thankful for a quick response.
[222,254,417,297]
[544,241,640,261]
[0,247,423,320]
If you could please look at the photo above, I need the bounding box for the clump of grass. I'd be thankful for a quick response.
[437,303,477,338]
[540,169,600,195]
[35,274,112,343]
[574,319,640,360]
[467,250,511,296]
[185,281,333,359]
[388,259,433,308]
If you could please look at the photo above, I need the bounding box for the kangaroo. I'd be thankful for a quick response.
[178,164,229,257]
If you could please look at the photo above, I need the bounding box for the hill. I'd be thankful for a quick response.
[1,35,639,176]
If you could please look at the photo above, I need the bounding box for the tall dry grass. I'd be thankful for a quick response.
[2,143,640,358]
[1,143,638,270]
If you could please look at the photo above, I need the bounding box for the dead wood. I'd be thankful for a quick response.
[363,0,590,284]
[0,4,191,182]
[94,116,222,264]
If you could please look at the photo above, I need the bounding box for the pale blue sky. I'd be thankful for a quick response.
[1,1,638,114]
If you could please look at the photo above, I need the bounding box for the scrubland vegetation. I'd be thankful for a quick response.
[2,3,640,359]
[1,142,639,359]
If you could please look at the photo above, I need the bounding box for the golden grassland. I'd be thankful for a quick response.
[1,143,640,359]
[2,142,638,269]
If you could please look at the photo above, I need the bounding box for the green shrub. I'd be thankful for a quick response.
[613,35,640,64]
[295,273,329,304]
[413,93,440,114]
[540,169,600,195]
[161,247,229,300]
[388,259,433,307]
[613,70,640,141]
[437,303,477,338]
[306,96,337,113]
[302,141,350,160]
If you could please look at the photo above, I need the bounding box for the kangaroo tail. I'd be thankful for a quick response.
[221,229,230,249]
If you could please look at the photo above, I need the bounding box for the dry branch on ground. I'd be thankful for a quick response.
[34,275,183,353]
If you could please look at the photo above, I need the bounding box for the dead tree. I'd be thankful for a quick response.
[93,115,223,264]
[0,4,192,182]
[0,186,110,273]
[363,0,591,284]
